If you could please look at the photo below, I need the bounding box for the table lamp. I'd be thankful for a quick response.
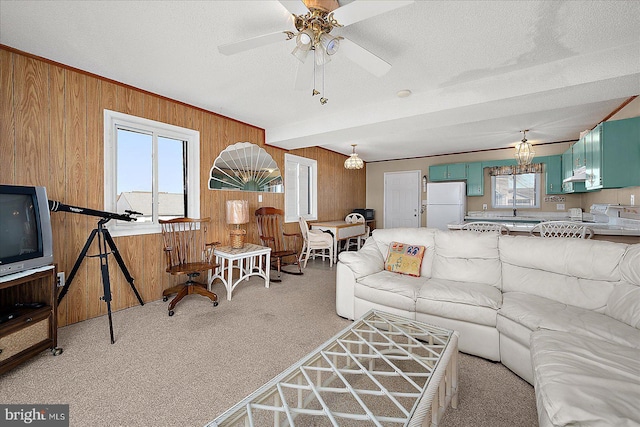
[226,200,249,249]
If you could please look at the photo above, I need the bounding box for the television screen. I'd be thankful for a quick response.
[0,193,42,262]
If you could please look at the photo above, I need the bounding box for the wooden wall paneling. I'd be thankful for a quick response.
[64,69,89,324]
[142,233,161,301]
[143,92,161,122]
[14,55,49,187]
[49,64,69,326]
[85,75,106,319]
[0,49,15,184]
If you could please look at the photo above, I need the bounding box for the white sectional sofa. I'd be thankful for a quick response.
[336,228,640,426]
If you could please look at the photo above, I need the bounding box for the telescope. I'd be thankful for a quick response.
[48,200,140,222]
[48,199,144,344]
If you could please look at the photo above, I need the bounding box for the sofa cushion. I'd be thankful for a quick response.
[531,330,640,427]
[370,228,436,278]
[605,283,640,329]
[500,235,625,310]
[432,230,501,287]
[416,278,502,326]
[338,237,385,279]
[498,292,640,349]
[384,242,426,277]
[355,271,426,312]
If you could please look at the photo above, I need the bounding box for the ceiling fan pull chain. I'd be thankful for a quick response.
[312,51,320,97]
[320,61,328,105]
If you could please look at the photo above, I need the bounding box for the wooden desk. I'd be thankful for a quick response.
[310,220,366,262]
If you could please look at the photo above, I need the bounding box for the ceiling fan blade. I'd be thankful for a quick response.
[340,38,391,77]
[294,56,314,91]
[278,0,309,16]
[218,31,293,56]
[332,0,414,27]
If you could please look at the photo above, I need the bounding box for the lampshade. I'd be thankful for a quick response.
[344,144,364,170]
[514,130,535,166]
[226,200,249,225]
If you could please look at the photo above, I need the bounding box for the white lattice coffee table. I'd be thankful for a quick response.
[207,310,459,426]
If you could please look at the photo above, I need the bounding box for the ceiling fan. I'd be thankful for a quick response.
[218,0,414,104]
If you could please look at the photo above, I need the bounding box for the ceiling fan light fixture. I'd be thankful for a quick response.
[320,33,340,55]
[344,144,364,170]
[291,45,309,62]
[296,30,313,48]
[514,129,535,166]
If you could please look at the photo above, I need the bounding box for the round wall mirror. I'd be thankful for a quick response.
[209,142,283,193]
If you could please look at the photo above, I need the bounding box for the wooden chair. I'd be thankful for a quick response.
[461,221,510,234]
[255,207,302,280]
[530,221,593,239]
[344,213,369,251]
[160,218,219,316]
[298,217,333,268]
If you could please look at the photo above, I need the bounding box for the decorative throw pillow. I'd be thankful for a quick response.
[384,241,426,277]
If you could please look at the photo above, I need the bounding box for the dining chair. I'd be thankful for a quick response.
[530,221,593,239]
[461,221,510,234]
[255,207,303,280]
[344,212,369,251]
[159,217,219,316]
[298,217,334,268]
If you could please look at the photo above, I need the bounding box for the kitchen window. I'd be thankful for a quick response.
[491,173,541,209]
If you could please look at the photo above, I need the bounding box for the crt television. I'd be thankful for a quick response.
[0,184,54,277]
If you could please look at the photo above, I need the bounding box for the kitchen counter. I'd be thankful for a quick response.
[450,218,640,237]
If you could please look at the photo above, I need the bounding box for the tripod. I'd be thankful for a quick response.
[57,217,144,344]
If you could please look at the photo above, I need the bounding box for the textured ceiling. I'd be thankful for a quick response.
[1,0,639,162]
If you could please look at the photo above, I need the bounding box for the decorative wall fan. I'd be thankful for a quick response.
[218,0,414,104]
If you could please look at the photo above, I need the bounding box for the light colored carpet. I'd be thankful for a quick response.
[0,260,538,426]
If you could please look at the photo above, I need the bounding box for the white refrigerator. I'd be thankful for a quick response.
[426,182,466,230]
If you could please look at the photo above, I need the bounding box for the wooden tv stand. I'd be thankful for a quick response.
[0,266,62,375]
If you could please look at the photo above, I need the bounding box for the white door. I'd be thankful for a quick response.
[383,171,421,229]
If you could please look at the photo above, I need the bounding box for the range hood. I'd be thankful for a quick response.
[563,165,587,183]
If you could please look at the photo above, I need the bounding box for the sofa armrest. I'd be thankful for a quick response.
[337,238,385,279]
[336,262,356,320]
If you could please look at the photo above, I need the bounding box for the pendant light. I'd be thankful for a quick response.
[514,130,535,166]
[344,144,364,170]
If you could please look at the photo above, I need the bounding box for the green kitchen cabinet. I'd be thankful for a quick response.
[429,163,467,181]
[585,117,640,190]
[544,155,563,194]
[466,162,484,196]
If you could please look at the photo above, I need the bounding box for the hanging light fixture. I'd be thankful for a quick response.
[514,129,535,166]
[289,5,343,105]
[344,144,364,170]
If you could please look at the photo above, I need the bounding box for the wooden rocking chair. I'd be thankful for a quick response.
[255,207,303,281]
[160,217,219,316]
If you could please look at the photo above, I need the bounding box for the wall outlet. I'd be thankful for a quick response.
[258,194,262,203]
[57,272,65,288]
[631,195,635,205]
[482,204,487,210]
[556,203,565,210]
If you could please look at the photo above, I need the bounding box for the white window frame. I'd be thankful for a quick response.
[104,109,200,237]
[491,173,541,209]
[284,153,317,223]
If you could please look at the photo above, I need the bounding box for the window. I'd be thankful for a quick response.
[104,110,200,236]
[284,154,317,223]
[491,173,540,209]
